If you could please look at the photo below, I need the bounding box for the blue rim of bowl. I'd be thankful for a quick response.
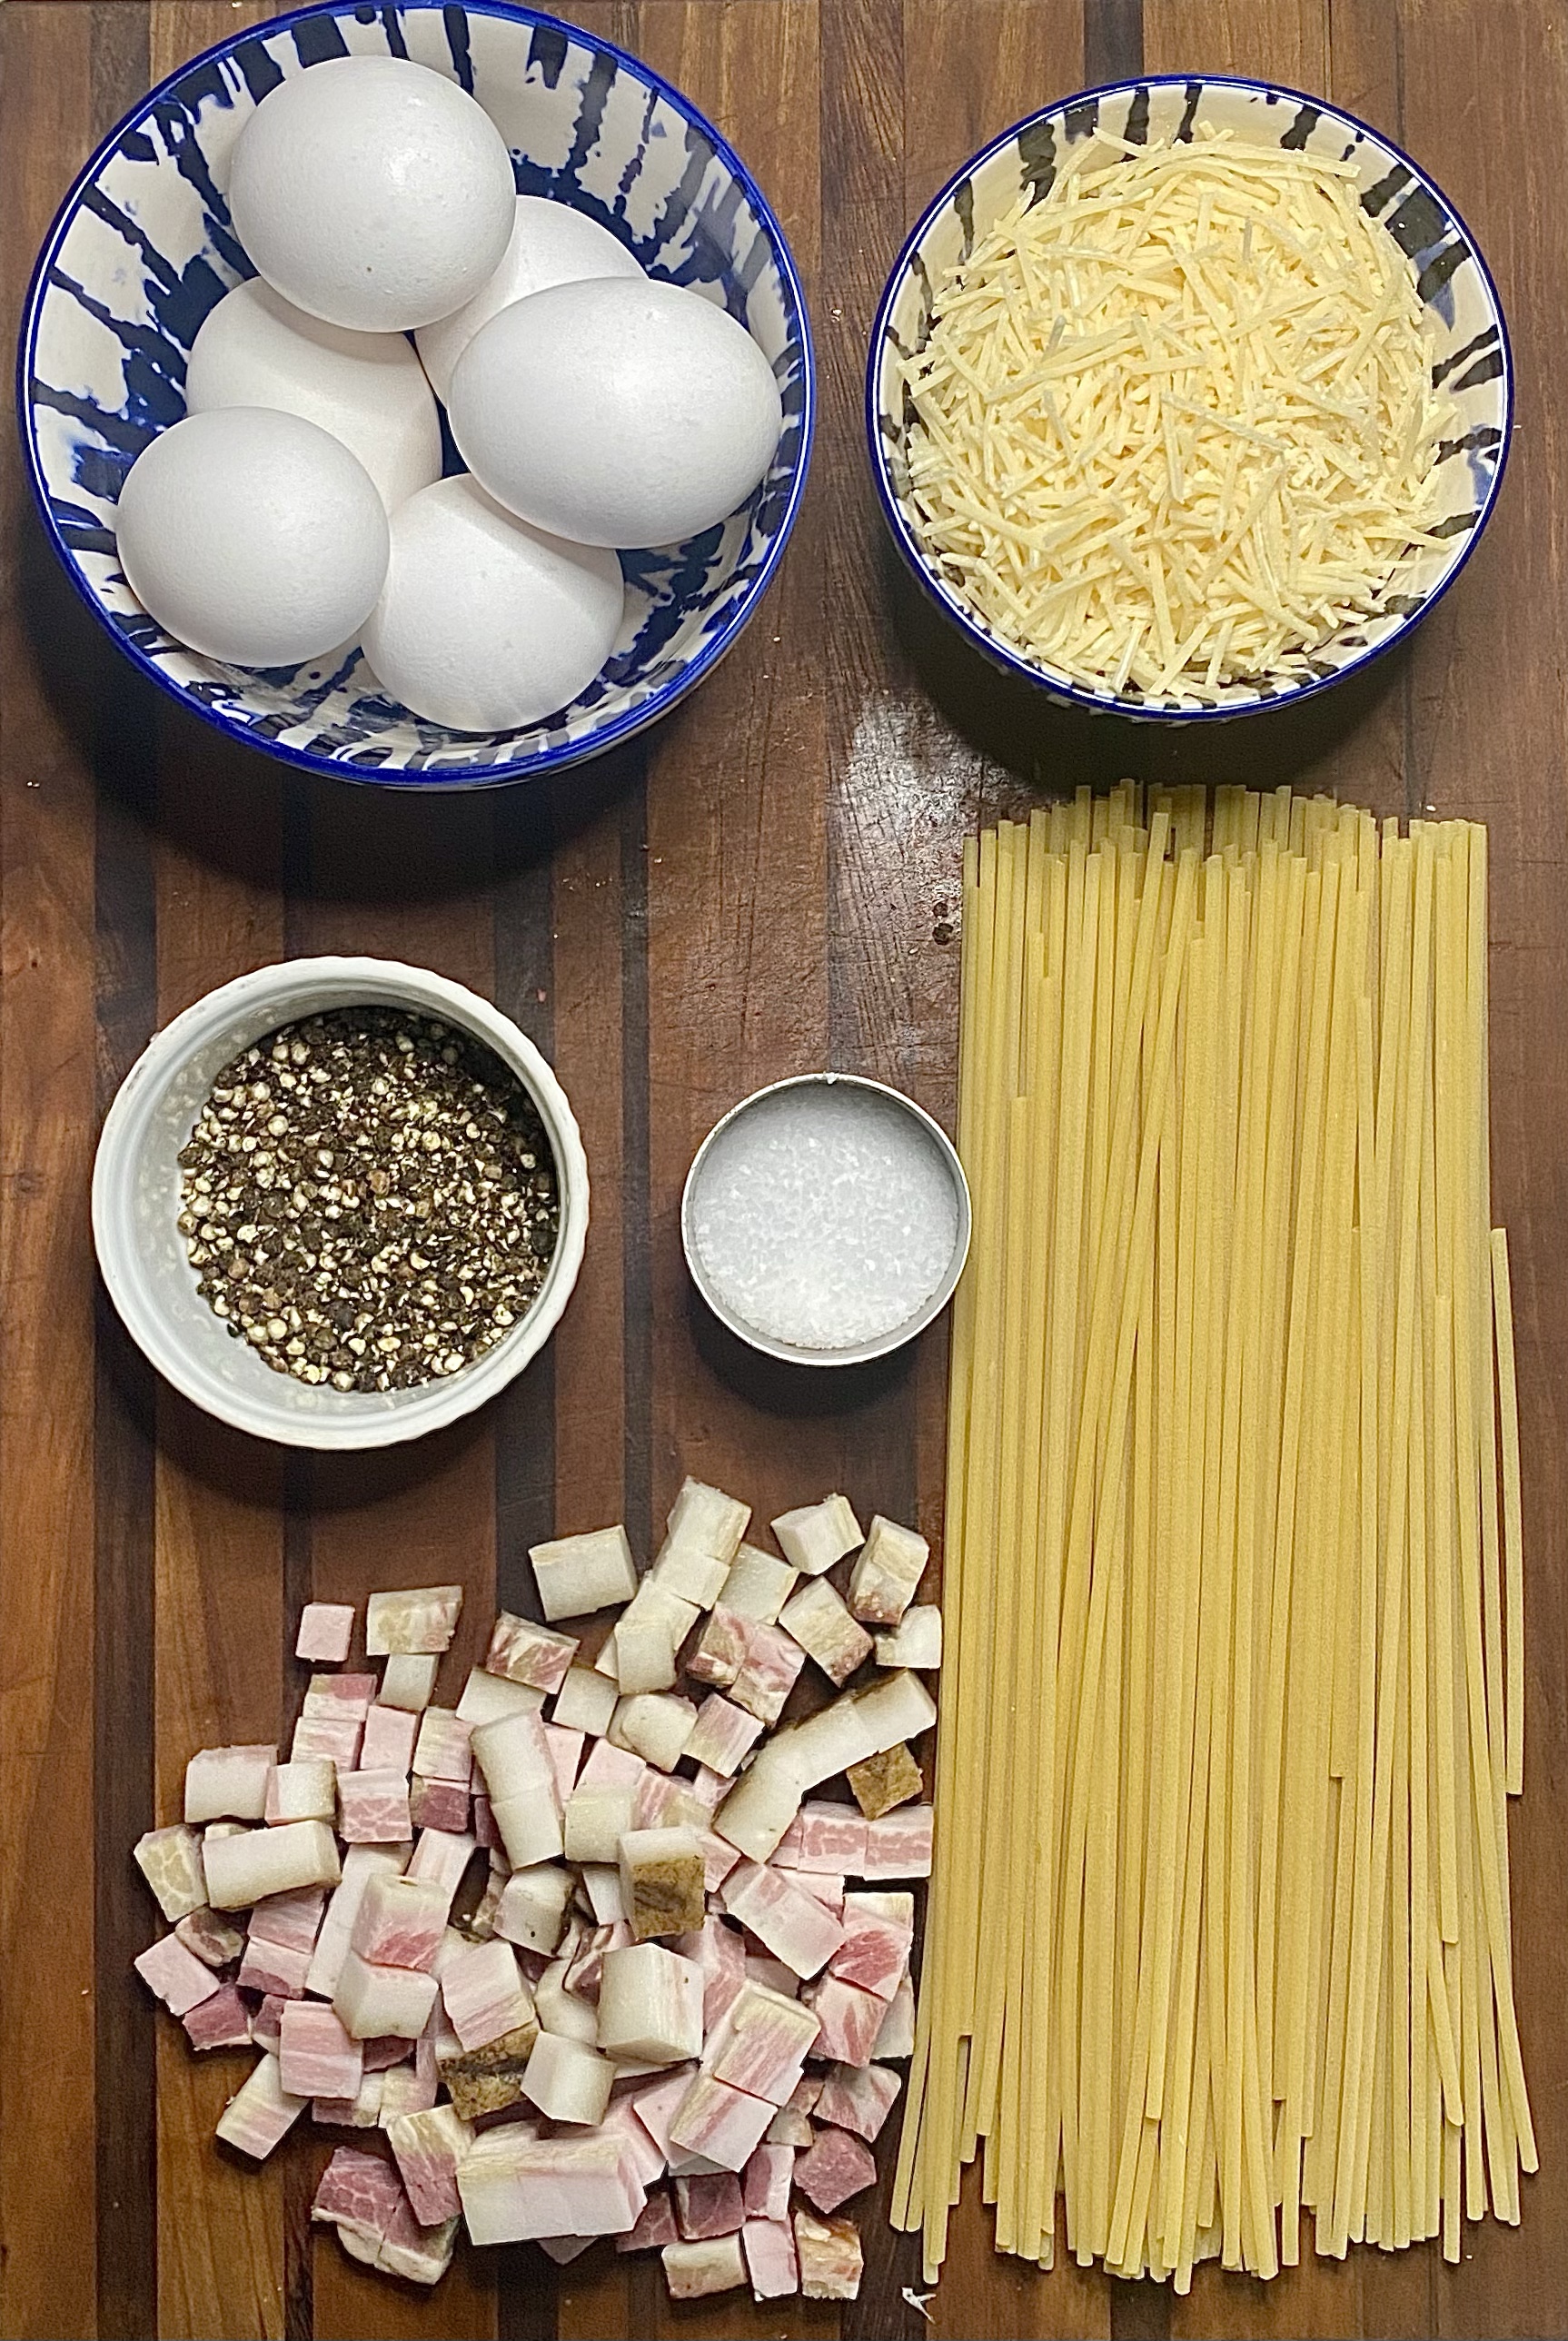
[865,73,1513,724]
[15,0,816,789]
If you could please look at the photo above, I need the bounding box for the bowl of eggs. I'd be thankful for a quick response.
[18,2,811,786]
[868,75,1510,719]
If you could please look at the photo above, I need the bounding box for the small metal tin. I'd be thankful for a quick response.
[680,1071,972,1367]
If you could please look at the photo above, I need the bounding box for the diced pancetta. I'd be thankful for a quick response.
[458,2128,645,2245]
[793,2206,863,2298]
[682,1694,764,1779]
[215,2053,306,2160]
[615,2187,678,2251]
[847,1515,928,1625]
[485,1612,579,1694]
[386,2102,472,2225]
[440,1936,534,2051]
[134,1932,222,2017]
[295,1603,355,1663]
[770,1494,862,1577]
[741,2142,794,2224]
[829,1893,913,2001]
[185,1744,277,1825]
[859,1806,934,1879]
[846,1740,923,1819]
[292,1712,363,1769]
[349,1871,447,1971]
[720,1860,844,1979]
[409,1777,471,1834]
[795,2125,877,2214]
[779,1577,874,1688]
[729,1623,806,1727]
[248,1884,326,1954]
[358,1703,417,1772]
[815,2058,902,2141]
[666,2074,774,2174]
[237,1937,311,2000]
[365,1585,463,1656]
[674,2170,744,2238]
[337,1769,412,1847]
[742,2214,799,2299]
[183,1983,253,2051]
[718,1546,798,1625]
[803,1975,886,2067]
[873,1974,916,2059]
[660,2234,746,2298]
[412,1707,472,1785]
[280,2002,363,2100]
[134,1823,208,1921]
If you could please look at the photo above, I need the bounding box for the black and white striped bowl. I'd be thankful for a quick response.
[18,1,812,788]
[867,77,1510,721]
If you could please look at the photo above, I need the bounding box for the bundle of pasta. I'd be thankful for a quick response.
[898,784,1532,2290]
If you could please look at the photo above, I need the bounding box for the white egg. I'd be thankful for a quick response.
[186,279,441,511]
[116,407,390,668]
[227,56,515,332]
[415,195,645,401]
[361,474,624,731]
[447,278,784,549]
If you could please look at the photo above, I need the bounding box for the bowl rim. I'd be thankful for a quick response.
[680,1070,973,1367]
[91,954,590,1447]
[15,0,816,790]
[864,71,1514,724]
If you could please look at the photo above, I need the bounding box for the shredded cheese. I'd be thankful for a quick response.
[898,132,1454,699]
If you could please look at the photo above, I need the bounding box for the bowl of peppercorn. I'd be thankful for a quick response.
[92,957,588,1448]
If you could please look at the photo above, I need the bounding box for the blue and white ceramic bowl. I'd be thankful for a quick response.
[868,77,1510,721]
[19,1,812,787]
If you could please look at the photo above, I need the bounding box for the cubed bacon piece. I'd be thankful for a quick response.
[847,1514,928,1624]
[534,1955,599,2043]
[729,1622,806,1727]
[696,1831,739,1896]
[676,1914,747,2029]
[874,1975,916,2059]
[805,1975,886,2067]
[412,1707,472,1785]
[312,2146,402,2239]
[523,2030,615,2125]
[295,1602,355,1663]
[215,2052,305,2160]
[794,2207,863,2298]
[667,2075,774,2174]
[784,1670,937,1789]
[615,2187,678,2251]
[794,1872,846,1916]
[541,1722,585,1801]
[471,1793,501,1855]
[292,1713,363,1769]
[795,1800,869,1874]
[847,1741,923,1820]
[795,2127,877,2215]
[377,2060,438,2123]
[280,2002,363,2100]
[648,1535,729,1611]
[712,1751,803,1867]
[374,2195,459,2285]
[721,1860,844,1979]
[409,1777,470,1834]
[829,1893,913,2002]
[377,1655,439,1712]
[719,1545,798,1625]
[704,1981,819,2106]
[366,1585,463,1657]
[564,1782,635,1865]
[609,1692,697,1773]
[441,1936,535,2051]
[307,1845,411,1998]
[631,1770,707,1833]
[359,1704,417,1772]
[303,1672,377,1719]
[349,1871,446,1972]
[860,1806,934,1879]
[361,2034,414,2071]
[686,1605,749,1691]
[494,1863,572,1956]
[338,1769,412,1847]
[185,1745,277,1825]
[598,1942,703,2065]
[386,2102,472,2225]
[250,1995,286,2050]
[765,2106,812,2148]
[469,1711,562,1862]
[770,1493,862,1577]
[663,1477,750,1572]
[580,1863,624,1924]
[620,1829,706,1941]
[135,1931,221,2016]
[248,1883,326,1953]
[816,2059,902,2141]
[741,2142,794,2224]
[405,1826,475,1911]
[626,2062,700,2161]
[458,2128,645,2245]
[174,1906,245,1969]
[457,1667,543,1726]
[313,2070,384,2128]
[600,1581,697,1695]
[742,2215,799,2299]
[779,1577,874,1688]
[436,2024,538,2122]
[674,2171,744,2238]
[530,1524,638,1621]
[743,1953,799,1999]
[661,2235,746,2299]
[683,1694,764,1780]
[134,1823,207,1921]
[264,1759,336,1827]
[597,2091,666,2187]
[689,1766,727,1815]
[333,1951,438,2042]
[873,1603,941,1671]
[486,1612,579,1695]
[579,1737,647,1790]
[184,1983,253,2052]
[551,1664,618,1737]
[238,1937,311,1999]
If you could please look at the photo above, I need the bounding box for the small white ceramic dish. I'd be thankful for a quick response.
[681,1072,971,1367]
[92,957,588,1448]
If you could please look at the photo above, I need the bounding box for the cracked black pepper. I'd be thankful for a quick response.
[177,1007,560,1394]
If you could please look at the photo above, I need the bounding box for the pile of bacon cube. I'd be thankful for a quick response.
[131,1480,939,2303]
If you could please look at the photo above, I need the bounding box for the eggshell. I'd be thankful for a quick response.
[228,56,515,332]
[361,474,624,732]
[447,278,784,549]
[115,407,390,668]
[416,195,645,401]
[186,280,441,512]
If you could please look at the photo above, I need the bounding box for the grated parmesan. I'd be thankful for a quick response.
[898,129,1455,700]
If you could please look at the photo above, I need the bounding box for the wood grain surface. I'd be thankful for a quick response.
[1,2,1564,2336]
